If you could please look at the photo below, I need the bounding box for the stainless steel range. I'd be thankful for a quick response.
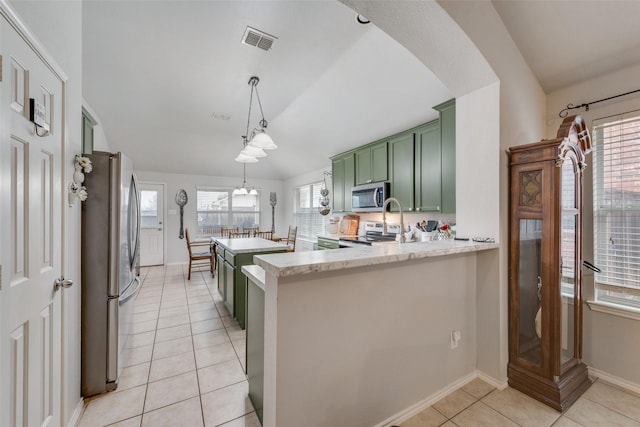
[338,222,401,247]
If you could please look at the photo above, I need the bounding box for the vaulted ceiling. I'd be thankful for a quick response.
[82,1,640,180]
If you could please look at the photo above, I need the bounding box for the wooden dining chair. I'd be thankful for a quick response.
[285,226,298,252]
[255,230,273,240]
[185,228,214,280]
[229,231,251,239]
[221,227,239,238]
[243,227,259,236]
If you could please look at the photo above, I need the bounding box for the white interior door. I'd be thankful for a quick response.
[139,183,164,266]
[0,13,66,427]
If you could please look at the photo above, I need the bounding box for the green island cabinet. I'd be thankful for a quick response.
[355,141,388,185]
[214,239,287,329]
[331,152,355,212]
[245,268,265,423]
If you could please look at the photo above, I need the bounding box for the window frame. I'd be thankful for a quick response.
[195,186,261,235]
[588,110,640,318]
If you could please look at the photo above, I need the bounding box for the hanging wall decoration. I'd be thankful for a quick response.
[270,192,277,233]
[318,171,331,216]
[175,189,188,239]
[69,154,92,205]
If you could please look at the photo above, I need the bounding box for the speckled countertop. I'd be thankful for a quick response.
[254,239,499,278]
[212,237,289,254]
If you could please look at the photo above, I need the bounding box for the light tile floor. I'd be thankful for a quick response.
[78,265,640,427]
[400,377,640,427]
[78,264,259,427]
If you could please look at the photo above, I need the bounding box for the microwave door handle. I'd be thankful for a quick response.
[375,188,383,207]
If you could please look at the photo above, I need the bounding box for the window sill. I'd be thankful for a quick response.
[586,300,640,321]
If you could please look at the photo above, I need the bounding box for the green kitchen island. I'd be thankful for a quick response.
[212,237,287,329]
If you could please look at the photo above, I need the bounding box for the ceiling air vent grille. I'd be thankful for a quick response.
[242,26,277,51]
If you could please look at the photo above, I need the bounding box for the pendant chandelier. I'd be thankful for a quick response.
[235,76,277,163]
[233,163,258,195]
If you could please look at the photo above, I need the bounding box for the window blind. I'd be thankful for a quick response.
[294,182,325,239]
[592,111,640,308]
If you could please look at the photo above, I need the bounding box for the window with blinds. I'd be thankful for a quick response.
[294,182,325,239]
[196,187,260,235]
[592,111,640,309]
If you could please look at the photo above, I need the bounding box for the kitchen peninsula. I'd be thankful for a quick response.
[212,237,288,329]
[250,239,498,427]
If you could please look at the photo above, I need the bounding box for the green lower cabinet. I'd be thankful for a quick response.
[389,132,415,212]
[246,277,265,424]
[223,249,287,329]
[415,120,442,212]
[317,236,339,250]
[344,153,355,212]
[216,250,225,298]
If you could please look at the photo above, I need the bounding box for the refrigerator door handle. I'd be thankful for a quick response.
[106,297,118,383]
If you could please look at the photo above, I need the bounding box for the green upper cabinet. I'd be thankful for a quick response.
[434,99,456,213]
[332,152,355,212]
[414,120,442,212]
[389,132,415,212]
[355,141,388,185]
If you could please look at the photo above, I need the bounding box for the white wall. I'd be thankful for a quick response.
[266,252,482,427]
[8,0,84,424]
[136,170,286,264]
[437,0,546,382]
[546,65,640,386]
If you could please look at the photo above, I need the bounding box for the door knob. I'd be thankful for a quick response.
[54,276,73,292]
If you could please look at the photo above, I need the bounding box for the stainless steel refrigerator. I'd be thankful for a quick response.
[81,151,141,397]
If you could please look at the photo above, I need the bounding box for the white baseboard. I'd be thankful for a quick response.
[477,370,508,390]
[589,367,640,397]
[67,398,84,427]
[373,371,477,427]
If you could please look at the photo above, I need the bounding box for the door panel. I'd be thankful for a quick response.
[1,15,65,427]
[139,183,164,266]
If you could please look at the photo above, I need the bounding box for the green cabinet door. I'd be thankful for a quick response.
[216,251,225,297]
[355,147,371,185]
[343,153,355,212]
[435,99,456,213]
[332,153,355,212]
[355,142,388,185]
[415,121,442,212]
[224,260,235,315]
[247,277,265,423]
[389,132,415,212]
[332,157,345,212]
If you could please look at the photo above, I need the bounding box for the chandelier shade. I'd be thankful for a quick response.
[249,131,277,150]
[234,76,277,163]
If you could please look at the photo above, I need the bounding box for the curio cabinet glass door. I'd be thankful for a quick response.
[508,115,592,411]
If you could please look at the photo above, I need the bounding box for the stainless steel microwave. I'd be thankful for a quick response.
[351,182,389,212]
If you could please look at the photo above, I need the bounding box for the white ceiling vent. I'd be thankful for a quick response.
[242,26,277,51]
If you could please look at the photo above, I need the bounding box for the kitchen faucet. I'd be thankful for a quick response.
[382,197,404,243]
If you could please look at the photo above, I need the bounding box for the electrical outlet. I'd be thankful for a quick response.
[450,330,461,349]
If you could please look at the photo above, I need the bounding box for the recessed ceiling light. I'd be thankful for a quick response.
[356,14,370,25]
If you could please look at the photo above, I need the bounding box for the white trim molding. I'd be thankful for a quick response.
[373,369,507,427]
[589,367,640,397]
[68,398,84,427]
[586,300,640,321]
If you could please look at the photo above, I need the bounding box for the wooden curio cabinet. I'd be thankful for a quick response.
[508,115,593,411]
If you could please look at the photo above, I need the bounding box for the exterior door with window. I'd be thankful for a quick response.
[0,15,66,427]
[139,183,164,266]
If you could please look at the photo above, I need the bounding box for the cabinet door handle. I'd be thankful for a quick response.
[416,207,421,211]
[408,208,413,212]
